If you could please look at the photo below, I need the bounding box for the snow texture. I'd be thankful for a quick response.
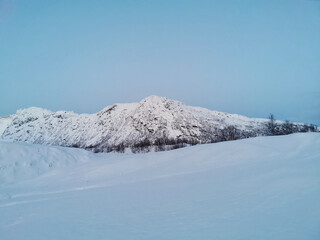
[0,96,270,152]
[0,133,319,239]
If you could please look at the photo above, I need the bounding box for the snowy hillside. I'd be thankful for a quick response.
[0,96,283,152]
[0,133,319,239]
[0,116,13,137]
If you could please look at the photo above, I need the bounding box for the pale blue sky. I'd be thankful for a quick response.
[0,0,319,124]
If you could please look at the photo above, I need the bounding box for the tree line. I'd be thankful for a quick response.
[85,114,318,153]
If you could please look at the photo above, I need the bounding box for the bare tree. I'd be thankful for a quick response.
[217,125,241,141]
[282,120,294,135]
[266,114,277,135]
[309,124,317,132]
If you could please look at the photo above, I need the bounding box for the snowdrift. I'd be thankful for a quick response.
[0,133,319,239]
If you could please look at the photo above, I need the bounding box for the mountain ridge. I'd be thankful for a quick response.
[0,96,314,153]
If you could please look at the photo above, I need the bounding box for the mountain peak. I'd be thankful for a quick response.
[140,95,169,103]
[16,107,52,117]
[1,97,310,153]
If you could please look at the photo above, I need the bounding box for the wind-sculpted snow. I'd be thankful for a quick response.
[0,133,319,239]
[0,141,92,185]
[0,96,272,152]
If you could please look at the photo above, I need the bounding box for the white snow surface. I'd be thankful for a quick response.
[0,96,269,151]
[0,133,319,239]
[0,116,13,136]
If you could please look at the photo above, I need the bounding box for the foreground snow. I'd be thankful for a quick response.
[0,133,319,239]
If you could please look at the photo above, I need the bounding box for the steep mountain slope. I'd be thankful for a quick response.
[0,96,303,152]
[1,133,320,239]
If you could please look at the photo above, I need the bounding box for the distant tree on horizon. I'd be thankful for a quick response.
[282,120,294,135]
[266,113,277,136]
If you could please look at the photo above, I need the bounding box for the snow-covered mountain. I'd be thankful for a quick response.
[0,96,306,152]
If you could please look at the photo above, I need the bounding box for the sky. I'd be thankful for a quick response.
[0,0,319,124]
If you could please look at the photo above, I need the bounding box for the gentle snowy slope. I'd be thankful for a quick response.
[0,133,319,240]
[0,96,271,152]
[0,141,92,185]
